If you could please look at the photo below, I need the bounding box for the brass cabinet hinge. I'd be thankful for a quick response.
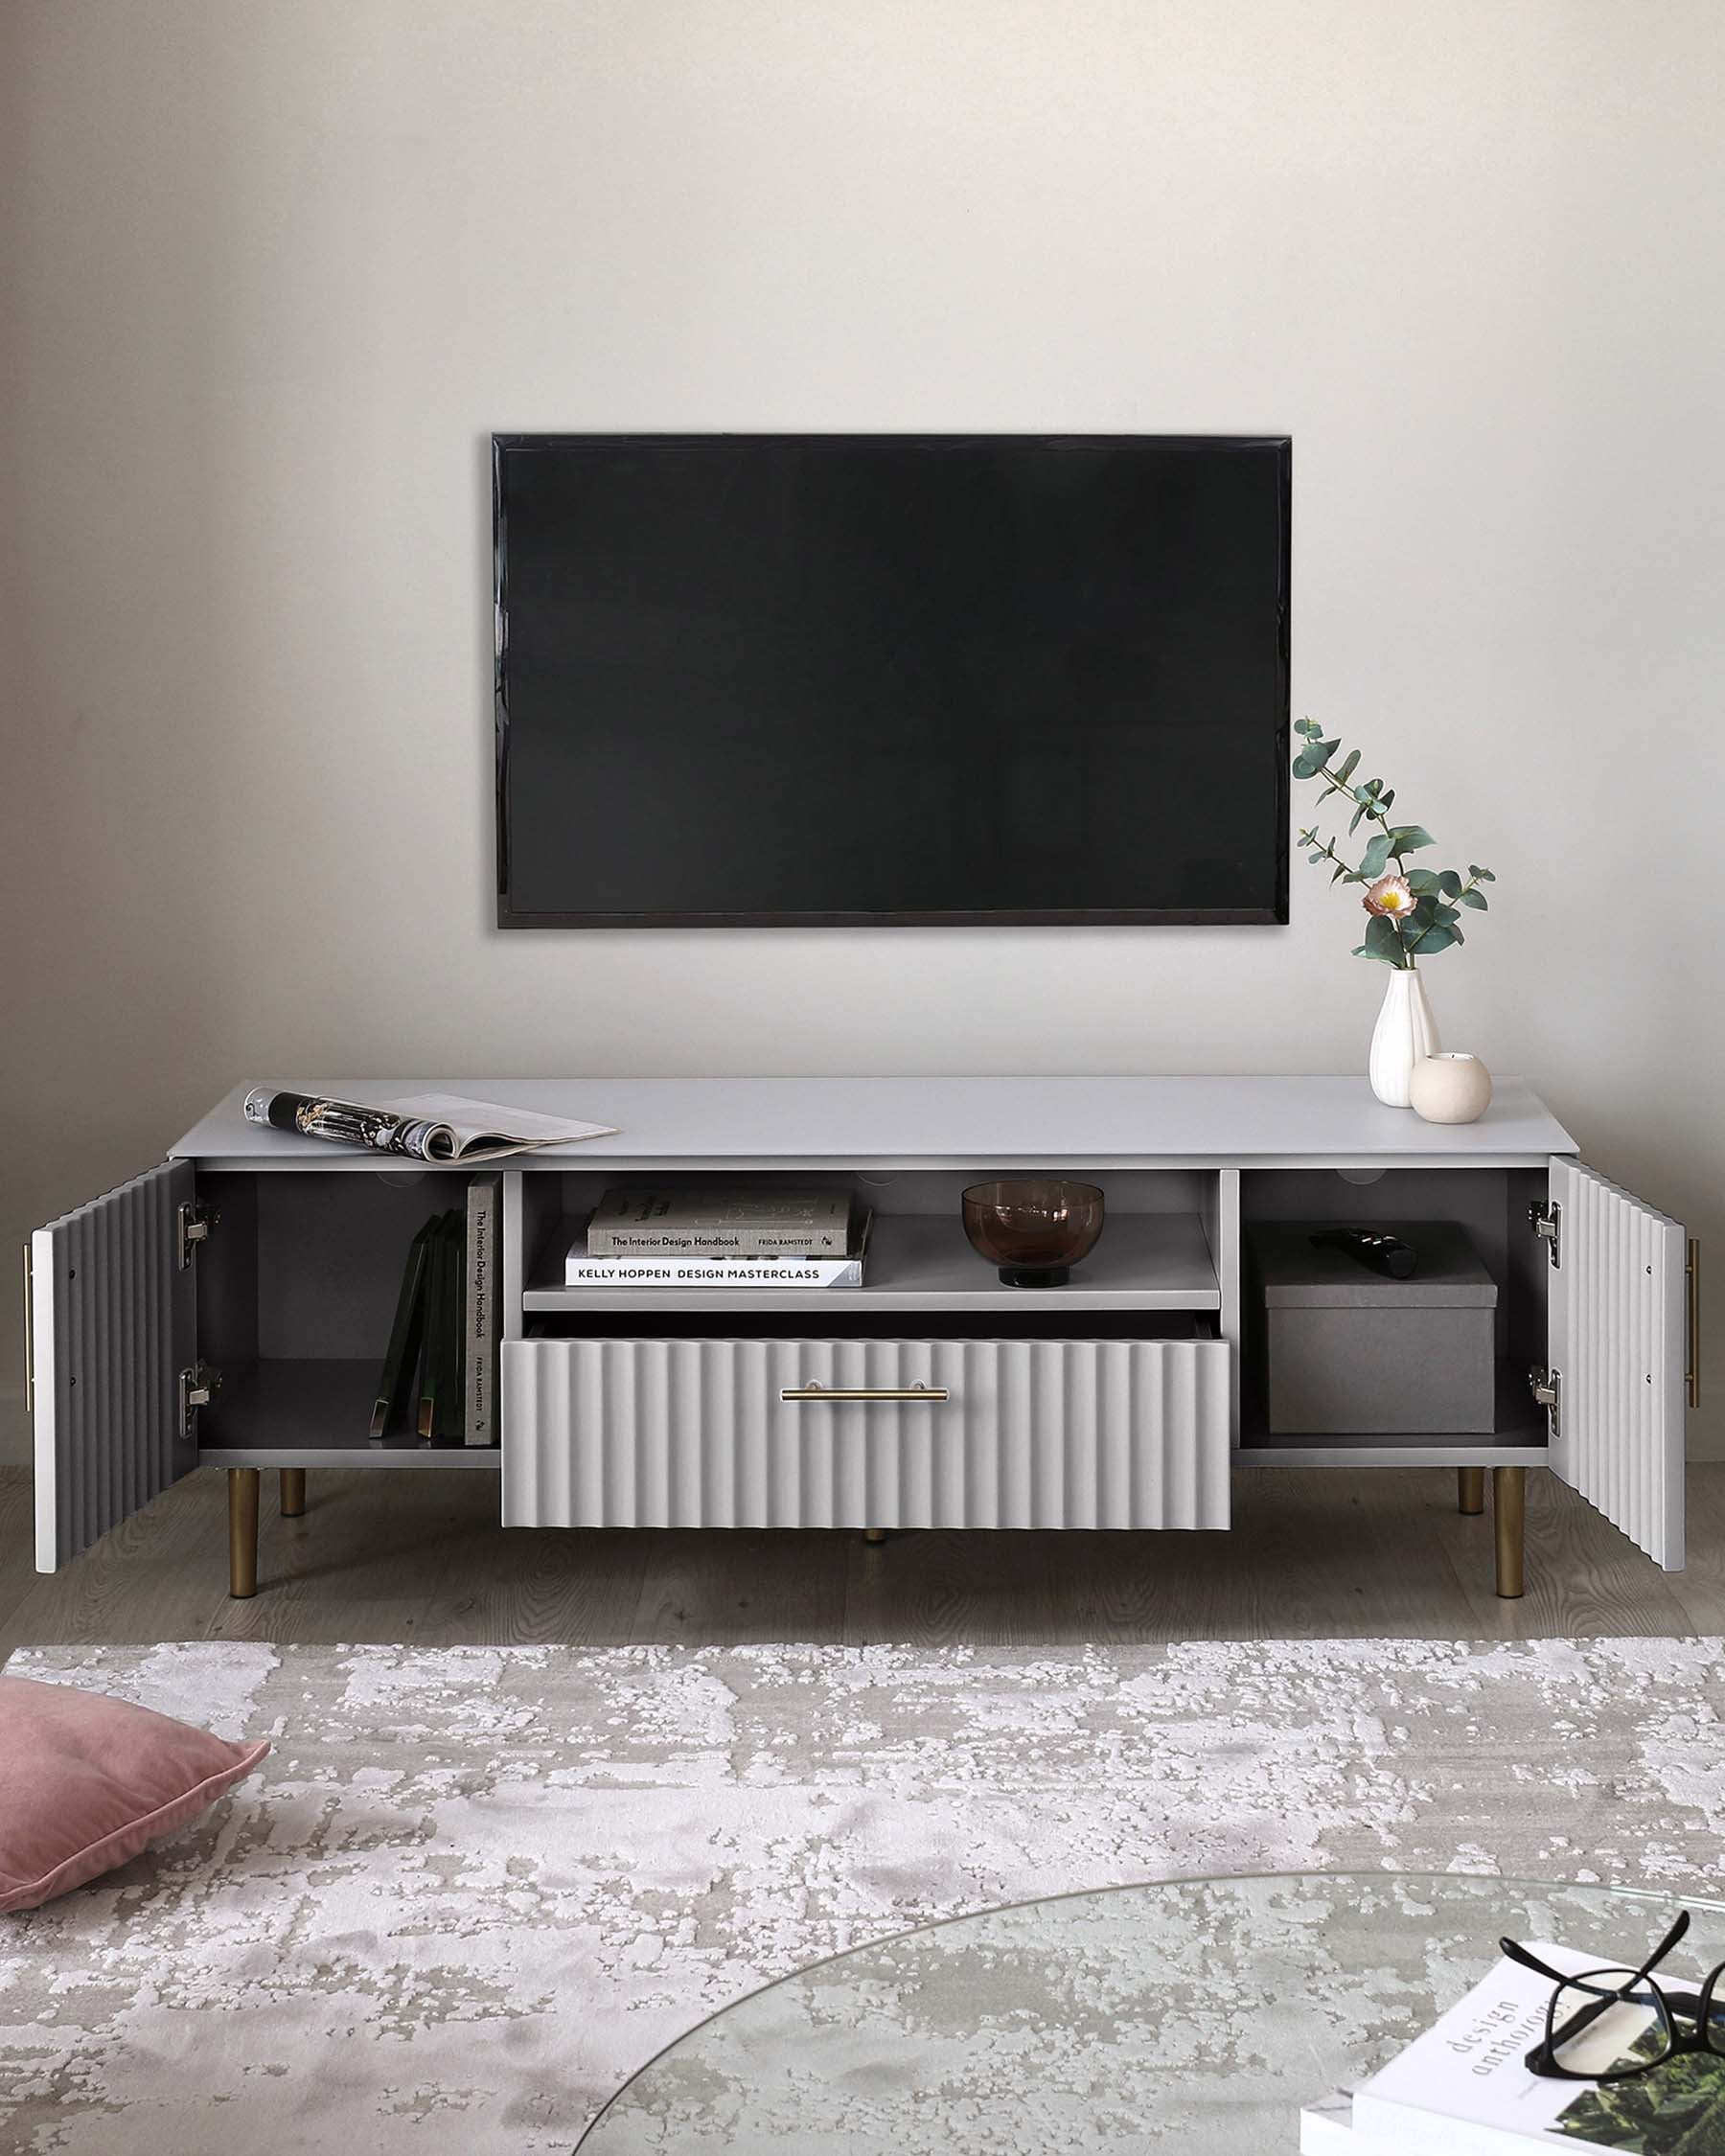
[177,1201,218,1272]
[1528,1365,1561,1439]
[1527,1202,1561,1269]
[179,1360,222,1440]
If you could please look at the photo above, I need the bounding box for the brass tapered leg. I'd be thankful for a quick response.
[863,1527,887,1545]
[280,1467,306,1519]
[1492,1466,1526,1599]
[228,1468,260,1598]
[1458,1467,1485,1516]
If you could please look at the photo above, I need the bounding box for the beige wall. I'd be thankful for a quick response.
[4,0,1723,1462]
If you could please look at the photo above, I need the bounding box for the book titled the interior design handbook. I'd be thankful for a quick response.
[564,1213,872,1289]
[586,1186,854,1256]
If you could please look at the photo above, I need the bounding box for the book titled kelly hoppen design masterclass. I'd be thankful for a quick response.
[564,1215,872,1289]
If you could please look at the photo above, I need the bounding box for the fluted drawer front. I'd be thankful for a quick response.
[501,1336,1230,1529]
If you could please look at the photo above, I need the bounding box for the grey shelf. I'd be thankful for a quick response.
[197,1359,503,1468]
[525,1210,1222,1314]
[1234,1360,1548,1469]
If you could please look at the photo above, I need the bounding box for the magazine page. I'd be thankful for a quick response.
[382,1093,616,1156]
[244,1089,459,1162]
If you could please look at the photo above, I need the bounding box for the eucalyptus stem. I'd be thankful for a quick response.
[1402,872,1483,960]
[1297,829,1367,883]
[1291,719,1490,969]
[1312,760,1396,836]
[1306,756,1416,877]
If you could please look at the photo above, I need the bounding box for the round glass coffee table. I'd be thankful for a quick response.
[579,1871,1725,2151]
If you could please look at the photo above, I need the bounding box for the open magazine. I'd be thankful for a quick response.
[242,1089,615,1164]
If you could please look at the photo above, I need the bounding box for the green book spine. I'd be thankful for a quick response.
[418,1212,464,1447]
[415,1219,450,1444]
[371,1220,434,1443]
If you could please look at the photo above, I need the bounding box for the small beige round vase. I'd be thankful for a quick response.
[1410,1051,1493,1125]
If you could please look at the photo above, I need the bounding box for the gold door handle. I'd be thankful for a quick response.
[781,1381,949,1403]
[1687,1237,1702,1409]
[20,1245,33,1416]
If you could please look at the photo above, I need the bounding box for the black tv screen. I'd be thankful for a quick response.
[494,434,1290,927]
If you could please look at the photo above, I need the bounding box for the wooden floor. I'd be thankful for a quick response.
[3,1463,1723,1659]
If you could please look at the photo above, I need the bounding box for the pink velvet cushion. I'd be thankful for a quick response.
[0,1673,268,1913]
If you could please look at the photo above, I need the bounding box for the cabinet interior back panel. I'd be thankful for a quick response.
[251,1174,451,1361]
[1241,1169,1524,1358]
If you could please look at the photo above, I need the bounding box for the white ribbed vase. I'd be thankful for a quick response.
[1368,968,1440,1108]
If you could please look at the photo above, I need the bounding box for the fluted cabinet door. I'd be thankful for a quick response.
[1547,1158,1687,1570]
[501,1335,1230,1530]
[29,1161,198,1571]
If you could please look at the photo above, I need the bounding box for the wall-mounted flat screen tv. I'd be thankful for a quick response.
[494,433,1290,928]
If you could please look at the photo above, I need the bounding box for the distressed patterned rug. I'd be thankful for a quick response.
[0,1638,1721,2154]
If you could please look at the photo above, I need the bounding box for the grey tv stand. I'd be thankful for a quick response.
[26,1077,1695,1604]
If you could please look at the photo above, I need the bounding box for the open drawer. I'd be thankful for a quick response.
[501,1332,1231,1530]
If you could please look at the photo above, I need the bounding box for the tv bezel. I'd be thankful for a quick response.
[493,432,1291,929]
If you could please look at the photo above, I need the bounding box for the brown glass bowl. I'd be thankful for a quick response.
[961,1179,1106,1288]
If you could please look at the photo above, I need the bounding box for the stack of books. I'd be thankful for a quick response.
[371,1179,501,1446]
[1302,1938,1722,2149]
[564,1187,868,1289]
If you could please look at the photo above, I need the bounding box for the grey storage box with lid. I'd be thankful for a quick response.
[1250,1222,1499,1435]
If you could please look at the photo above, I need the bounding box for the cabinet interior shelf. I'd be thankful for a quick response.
[198,1359,503,1468]
[1233,1359,1549,1468]
[524,1210,1222,1314]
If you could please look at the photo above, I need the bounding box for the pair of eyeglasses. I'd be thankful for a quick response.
[1502,1910,1725,2083]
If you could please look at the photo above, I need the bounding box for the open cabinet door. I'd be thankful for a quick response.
[28,1161,198,1572]
[1546,1158,1687,1570]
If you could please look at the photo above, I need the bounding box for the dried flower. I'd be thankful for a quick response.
[1363,874,1414,919]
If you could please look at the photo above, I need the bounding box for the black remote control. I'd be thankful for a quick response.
[1308,1227,1417,1280]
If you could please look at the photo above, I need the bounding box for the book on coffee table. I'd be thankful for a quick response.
[1299,2089,1387,2148]
[1301,1938,1725,2152]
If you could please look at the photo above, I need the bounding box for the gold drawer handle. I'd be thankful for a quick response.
[781,1381,949,1404]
